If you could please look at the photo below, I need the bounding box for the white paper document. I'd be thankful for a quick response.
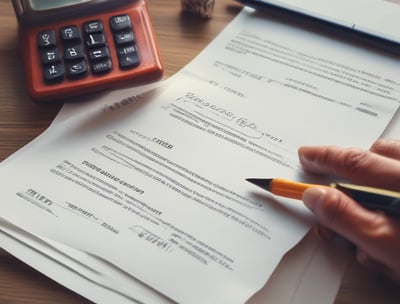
[0,215,350,304]
[0,7,399,304]
[246,0,400,44]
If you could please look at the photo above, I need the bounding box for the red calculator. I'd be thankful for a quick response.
[11,0,163,103]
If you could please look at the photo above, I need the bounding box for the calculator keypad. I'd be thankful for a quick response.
[37,14,139,85]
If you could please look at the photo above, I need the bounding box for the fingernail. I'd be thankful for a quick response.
[298,150,316,170]
[298,151,310,166]
[302,187,327,212]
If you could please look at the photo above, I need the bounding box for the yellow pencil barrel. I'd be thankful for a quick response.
[271,178,321,199]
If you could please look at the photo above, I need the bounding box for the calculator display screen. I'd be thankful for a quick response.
[29,0,92,10]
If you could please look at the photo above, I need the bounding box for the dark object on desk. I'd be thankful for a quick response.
[181,0,215,18]
[246,178,400,217]
[235,0,400,56]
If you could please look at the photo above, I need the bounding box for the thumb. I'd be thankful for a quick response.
[303,187,400,282]
[302,187,378,245]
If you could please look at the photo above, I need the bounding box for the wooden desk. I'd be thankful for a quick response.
[0,0,399,303]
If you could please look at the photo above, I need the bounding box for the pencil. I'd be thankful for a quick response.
[246,178,400,217]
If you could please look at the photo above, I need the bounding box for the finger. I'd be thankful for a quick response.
[298,145,400,191]
[303,187,400,272]
[302,187,383,246]
[370,138,400,160]
[303,187,400,283]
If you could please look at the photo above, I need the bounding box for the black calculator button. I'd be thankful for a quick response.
[37,30,57,49]
[39,14,141,86]
[64,45,85,61]
[109,14,140,70]
[92,59,112,74]
[67,60,88,79]
[88,46,110,62]
[83,21,104,34]
[86,33,106,48]
[110,15,132,32]
[117,45,137,56]
[60,26,81,42]
[118,53,140,69]
[114,31,135,45]
[117,45,140,69]
[40,48,61,65]
[44,63,64,83]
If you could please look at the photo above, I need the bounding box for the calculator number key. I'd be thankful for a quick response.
[85,32,107,49]
[67,61,88,79]
[88,46,110,61]
[60,26,81,43]
[44,63,65,83]
[41,48,61,65]
[64,45,85,61]
[37,30,57,48]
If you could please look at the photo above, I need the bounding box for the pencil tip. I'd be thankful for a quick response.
[246,178,273,191]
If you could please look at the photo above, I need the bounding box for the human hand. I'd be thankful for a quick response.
[298,138,400,283]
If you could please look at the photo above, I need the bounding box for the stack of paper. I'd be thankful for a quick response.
[0,8,399,304]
